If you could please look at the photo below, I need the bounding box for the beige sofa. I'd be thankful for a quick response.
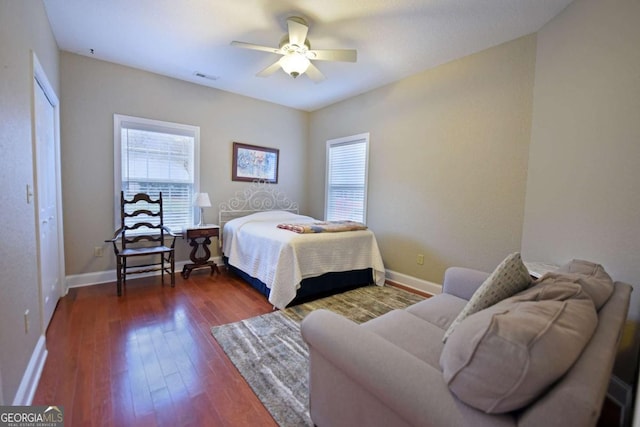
[301,262,632,427]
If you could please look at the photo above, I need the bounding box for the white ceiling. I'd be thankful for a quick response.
[43,0,573,112]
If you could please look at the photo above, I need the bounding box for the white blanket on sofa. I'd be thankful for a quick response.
[222,211,385,309]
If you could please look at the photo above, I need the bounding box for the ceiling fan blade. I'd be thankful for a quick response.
[257,58,285,77]
[308,49,357,62]
[231,41,281,55]
[305,62,326,83]
[287,17,309,47]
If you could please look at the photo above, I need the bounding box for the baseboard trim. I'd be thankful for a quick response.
[66,257,223,288]
[608,375,634,427]
[385,269,442,296]
[66,263,440,299]
[13,335,47,405]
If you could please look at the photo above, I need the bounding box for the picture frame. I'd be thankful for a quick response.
[232,142,279,183]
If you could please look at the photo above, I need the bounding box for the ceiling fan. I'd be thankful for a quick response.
[231,16,357,82]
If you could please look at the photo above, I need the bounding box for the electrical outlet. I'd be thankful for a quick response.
[417,254,424,265]
[24,309,30,334]
[94,246,104,257]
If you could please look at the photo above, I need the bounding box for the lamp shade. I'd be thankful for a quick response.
[194,192,211,208]
[281,53,310,78]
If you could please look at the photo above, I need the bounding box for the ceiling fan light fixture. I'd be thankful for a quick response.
[280,53,310,78]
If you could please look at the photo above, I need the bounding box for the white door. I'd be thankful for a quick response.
[33,56,63,330]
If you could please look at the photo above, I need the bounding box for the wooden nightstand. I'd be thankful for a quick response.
[181,225,220,279]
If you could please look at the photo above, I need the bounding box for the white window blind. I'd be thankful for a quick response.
[114,114,200,232]
[325,133,369,223]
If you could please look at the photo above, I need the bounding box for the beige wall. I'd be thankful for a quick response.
[0,0,59,404]
[522,0,640,382]
[308,36,536,282]
[59,52,308,276]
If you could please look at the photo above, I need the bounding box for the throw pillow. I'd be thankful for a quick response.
[538,259,614,310]
[440,280,597,413]
[442,252,531,342]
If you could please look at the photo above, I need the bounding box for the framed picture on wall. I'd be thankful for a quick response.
[232,142,279,183]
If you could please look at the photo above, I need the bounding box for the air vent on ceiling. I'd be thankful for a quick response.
[193,72,218,81]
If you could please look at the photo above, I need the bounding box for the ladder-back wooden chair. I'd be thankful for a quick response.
[106,192,177,296]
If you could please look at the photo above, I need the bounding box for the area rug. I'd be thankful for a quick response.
[210,285,426,426]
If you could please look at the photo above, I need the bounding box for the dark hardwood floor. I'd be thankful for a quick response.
[33,270,278,427]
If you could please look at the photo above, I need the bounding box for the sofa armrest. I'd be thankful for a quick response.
[442,267,490,300]
[301,309,498,427]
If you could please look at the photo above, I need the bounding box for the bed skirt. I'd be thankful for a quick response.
[223,257,373,307]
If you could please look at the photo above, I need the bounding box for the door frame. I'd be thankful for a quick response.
[31,52,65,333]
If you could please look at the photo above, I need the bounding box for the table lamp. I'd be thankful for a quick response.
[194,192,211,226]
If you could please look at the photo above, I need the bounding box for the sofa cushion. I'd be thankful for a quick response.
[363,309,445,368]
[440,280,598,414]
[540,259,614,310]
[443,252,531,342]
[406,294,467,330]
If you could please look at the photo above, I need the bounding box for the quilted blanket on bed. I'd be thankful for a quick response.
[222,211,385,309]
[277,220,367,234]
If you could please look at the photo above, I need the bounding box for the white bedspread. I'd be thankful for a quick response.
[222,211,385,309]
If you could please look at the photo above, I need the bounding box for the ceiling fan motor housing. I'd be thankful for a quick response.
[279,36,311,55]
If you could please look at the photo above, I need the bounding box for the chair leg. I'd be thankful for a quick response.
[116,256,122,296]
[161,255,165,286]
[170,252,175,288]
[122,257,127,293]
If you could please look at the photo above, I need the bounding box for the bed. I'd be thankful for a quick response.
[219,181,385,309]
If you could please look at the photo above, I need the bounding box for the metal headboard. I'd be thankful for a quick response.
[218,180,299,233]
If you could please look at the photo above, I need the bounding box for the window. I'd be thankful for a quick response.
[325,133,369,223]
[114,114,200,232]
